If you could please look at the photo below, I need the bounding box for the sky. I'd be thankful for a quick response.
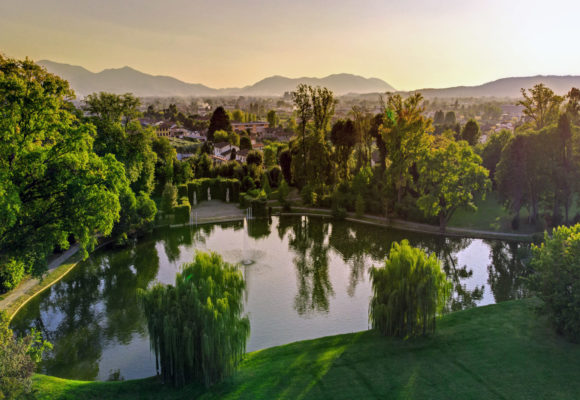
[1,0,580,90]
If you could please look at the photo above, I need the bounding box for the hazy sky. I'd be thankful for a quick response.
[1,0,579,90]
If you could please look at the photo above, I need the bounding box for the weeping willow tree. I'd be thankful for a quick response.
[138,251,250,388]
[369,240,450,338]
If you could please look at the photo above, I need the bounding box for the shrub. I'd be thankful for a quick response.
[138,252,249,388]
[0,259,25,293]
[268,166,282,188]
[242,176,255,192]
[530,224,580,341]
[301,184,317,206]
[177,184,188,198]
[260,172,271,198]
[161,182,178,213]
[0,312,52,399]
[174,197,191,223]
[278,179,291,211]
[370,240,450,337]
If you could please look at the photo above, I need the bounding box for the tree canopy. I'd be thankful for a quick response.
[207,106,232,142]
[0,56,127,290]
[417,136,491,231]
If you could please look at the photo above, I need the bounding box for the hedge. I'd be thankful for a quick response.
[239,190,268,217]
[177,184,188,198]
[186,178,241,205]
[174,197,191,223]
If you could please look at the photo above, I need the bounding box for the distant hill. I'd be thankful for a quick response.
[37,60,580,98]
[37,60,219,97]
[236,74,395,96]
[37,60,395,97]
[406,76,580,98]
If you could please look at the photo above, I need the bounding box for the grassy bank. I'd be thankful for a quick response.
[0,252,83,321]
[33,299,580,399]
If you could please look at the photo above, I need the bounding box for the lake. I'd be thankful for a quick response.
[11,216,529,381]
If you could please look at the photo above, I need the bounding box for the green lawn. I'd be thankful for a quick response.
[448,192,513,231]
[32,298,580,399]
[450,192,580,233]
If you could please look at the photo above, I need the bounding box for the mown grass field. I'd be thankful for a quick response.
[33,299,580,399]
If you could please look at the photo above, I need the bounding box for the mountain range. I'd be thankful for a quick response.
[37,60,395,97]
[38,60,580,98]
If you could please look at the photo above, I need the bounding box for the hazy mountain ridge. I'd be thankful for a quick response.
[407,76,580,98]
[38,60,580,98]
[38,60,395,97]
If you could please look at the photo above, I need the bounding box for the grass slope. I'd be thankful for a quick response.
[33,299,580,399]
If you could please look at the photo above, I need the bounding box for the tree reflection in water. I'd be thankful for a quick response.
[11,241,161,381]
[282,217,522,314]
[287,217,334,315]
[486,240,530,302]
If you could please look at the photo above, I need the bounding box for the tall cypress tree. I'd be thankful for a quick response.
[207,106,232,142]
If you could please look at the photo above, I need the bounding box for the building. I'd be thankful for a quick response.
[214,142,238,157]
[210,155,228,165]
[236,148,250,163]
[231,121,269,135]
[252,142,265,151]
[153,121,173,137]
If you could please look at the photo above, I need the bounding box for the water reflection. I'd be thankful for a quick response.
[486,240,530,302]
[10,216,529,381]
[287,217,334,315]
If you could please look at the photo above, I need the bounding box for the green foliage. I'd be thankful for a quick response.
[0,311,52,399]
[239,136,252,150]
[417,137,491,231]
[246,150,263,166]
[444,111,456,125]
[278,179,290,210]
[213,129,229,143]
[478,129,512,184]
[380,93,432,204]
[138,252,249,388]
[433,110,445,125]
[291,84,335,188]
[152,137,177,185]
[267,109,278,128]
[268,166,282,188]
[0,55,127,286]
[186,178,241,204]
[263,145,277,168]
[0,260,24,293]
[161,183,178,213]
[260,172,271,197]
[519,84,564,130]
[301,184,318,206]
[530,224,580,341]
[207,106,232,142]
[177,184,188,198]
[242,176,256,192]
[330,119,358,181]
[370,240,450,337]
[174,197,191,223]
[460,119,481,146]
[278,148,292,184]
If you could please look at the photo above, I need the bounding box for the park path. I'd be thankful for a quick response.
[0,244,80,314]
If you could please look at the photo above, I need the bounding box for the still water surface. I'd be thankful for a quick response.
[11,216,528,381]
